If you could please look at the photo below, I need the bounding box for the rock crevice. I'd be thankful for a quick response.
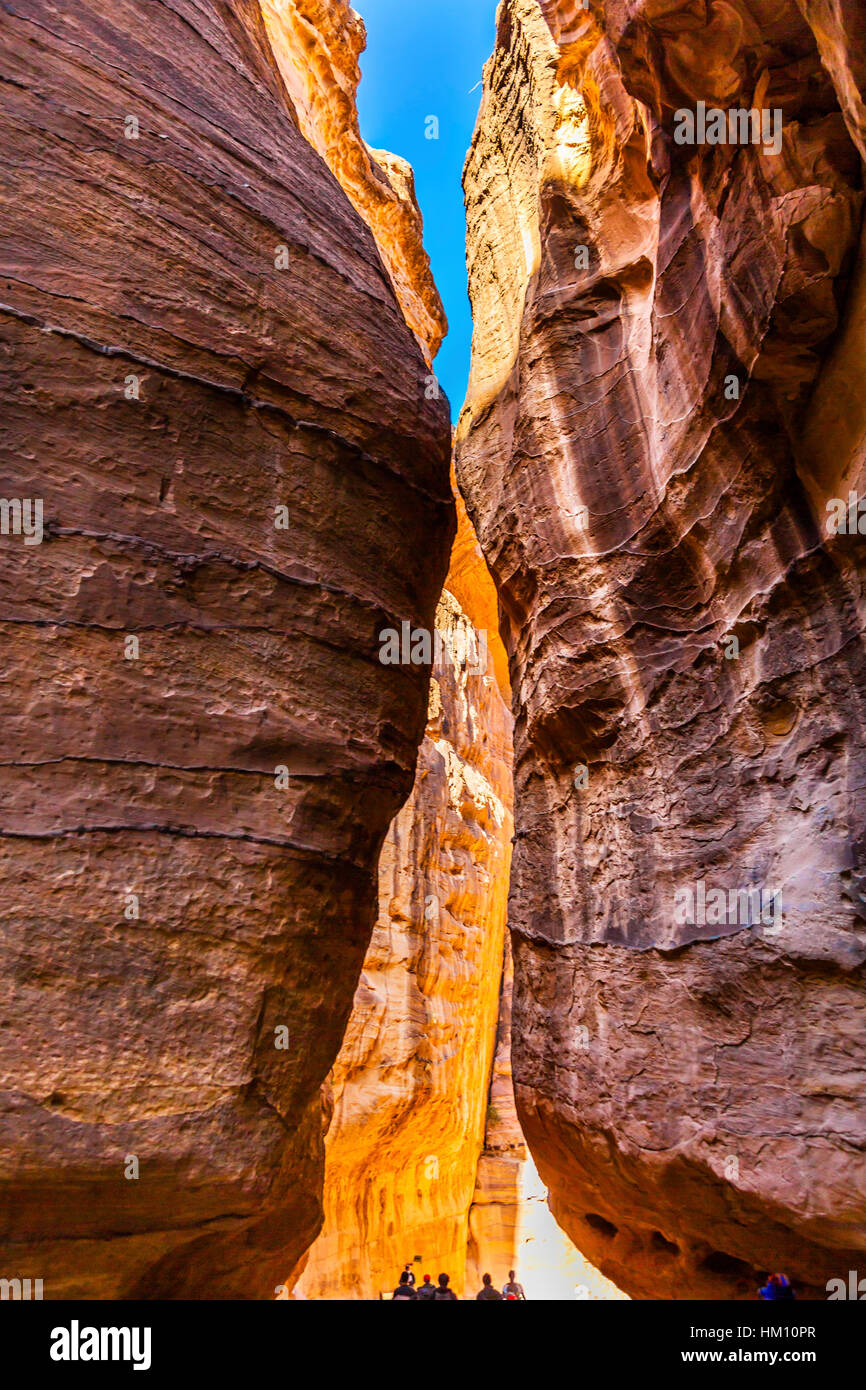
[457,0,866,1299]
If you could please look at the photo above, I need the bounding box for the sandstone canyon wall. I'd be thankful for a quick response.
[465,935,527,1291]
[298,531,514,1300]
[257,0,447,363]
[0,0,453,1298]
[457,0,866,1298]
[466,932,627,1300]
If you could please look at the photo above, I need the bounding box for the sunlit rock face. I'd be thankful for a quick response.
[0,0,452,1298]
[258,0,447,362]
[457,0,866,1299]
[466,934,627,1301]
[465,932,529,1288]
[298,554,514,1300]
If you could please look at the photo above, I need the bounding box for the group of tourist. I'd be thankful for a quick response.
[391,1265,526,1300]
[392,1263,797,1300]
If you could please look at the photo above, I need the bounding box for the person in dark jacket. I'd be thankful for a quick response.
[416,1274,436,1300]
[392,1271,416,1299]
[403,1263,416,1287]
[433,1272,457,1300]
[476,1273,503,1301]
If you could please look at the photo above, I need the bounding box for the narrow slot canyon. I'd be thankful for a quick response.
[291,490,625,1300]
[1,0,865,1321]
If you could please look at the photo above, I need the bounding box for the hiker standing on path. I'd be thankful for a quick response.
[434,1273,458,1300]
[392,1271,416,1299]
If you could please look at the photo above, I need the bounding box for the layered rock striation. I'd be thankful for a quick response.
[0,0,452,1298]
[457,0,866,1298]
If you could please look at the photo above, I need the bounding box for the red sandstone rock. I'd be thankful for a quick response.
[458,0,866,1299]
[0,0,452,1298]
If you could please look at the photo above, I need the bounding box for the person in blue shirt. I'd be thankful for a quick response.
[759,1273,795,1300]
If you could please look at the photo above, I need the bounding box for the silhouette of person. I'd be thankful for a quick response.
[476,1273,503,1300]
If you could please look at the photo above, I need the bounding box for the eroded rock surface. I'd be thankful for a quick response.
[0,0,452,1298]
[298,555,514,1300]
[458,0,866,1298]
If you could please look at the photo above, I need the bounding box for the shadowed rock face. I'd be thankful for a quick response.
[457,0,866,1298]
[0,0,453,1298]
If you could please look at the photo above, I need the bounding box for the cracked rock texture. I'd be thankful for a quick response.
[298,557,514,1300]
[0,0,452,1298]
[457,0,866,1298]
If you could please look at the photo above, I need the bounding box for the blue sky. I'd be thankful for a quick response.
[354,0,498,420]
